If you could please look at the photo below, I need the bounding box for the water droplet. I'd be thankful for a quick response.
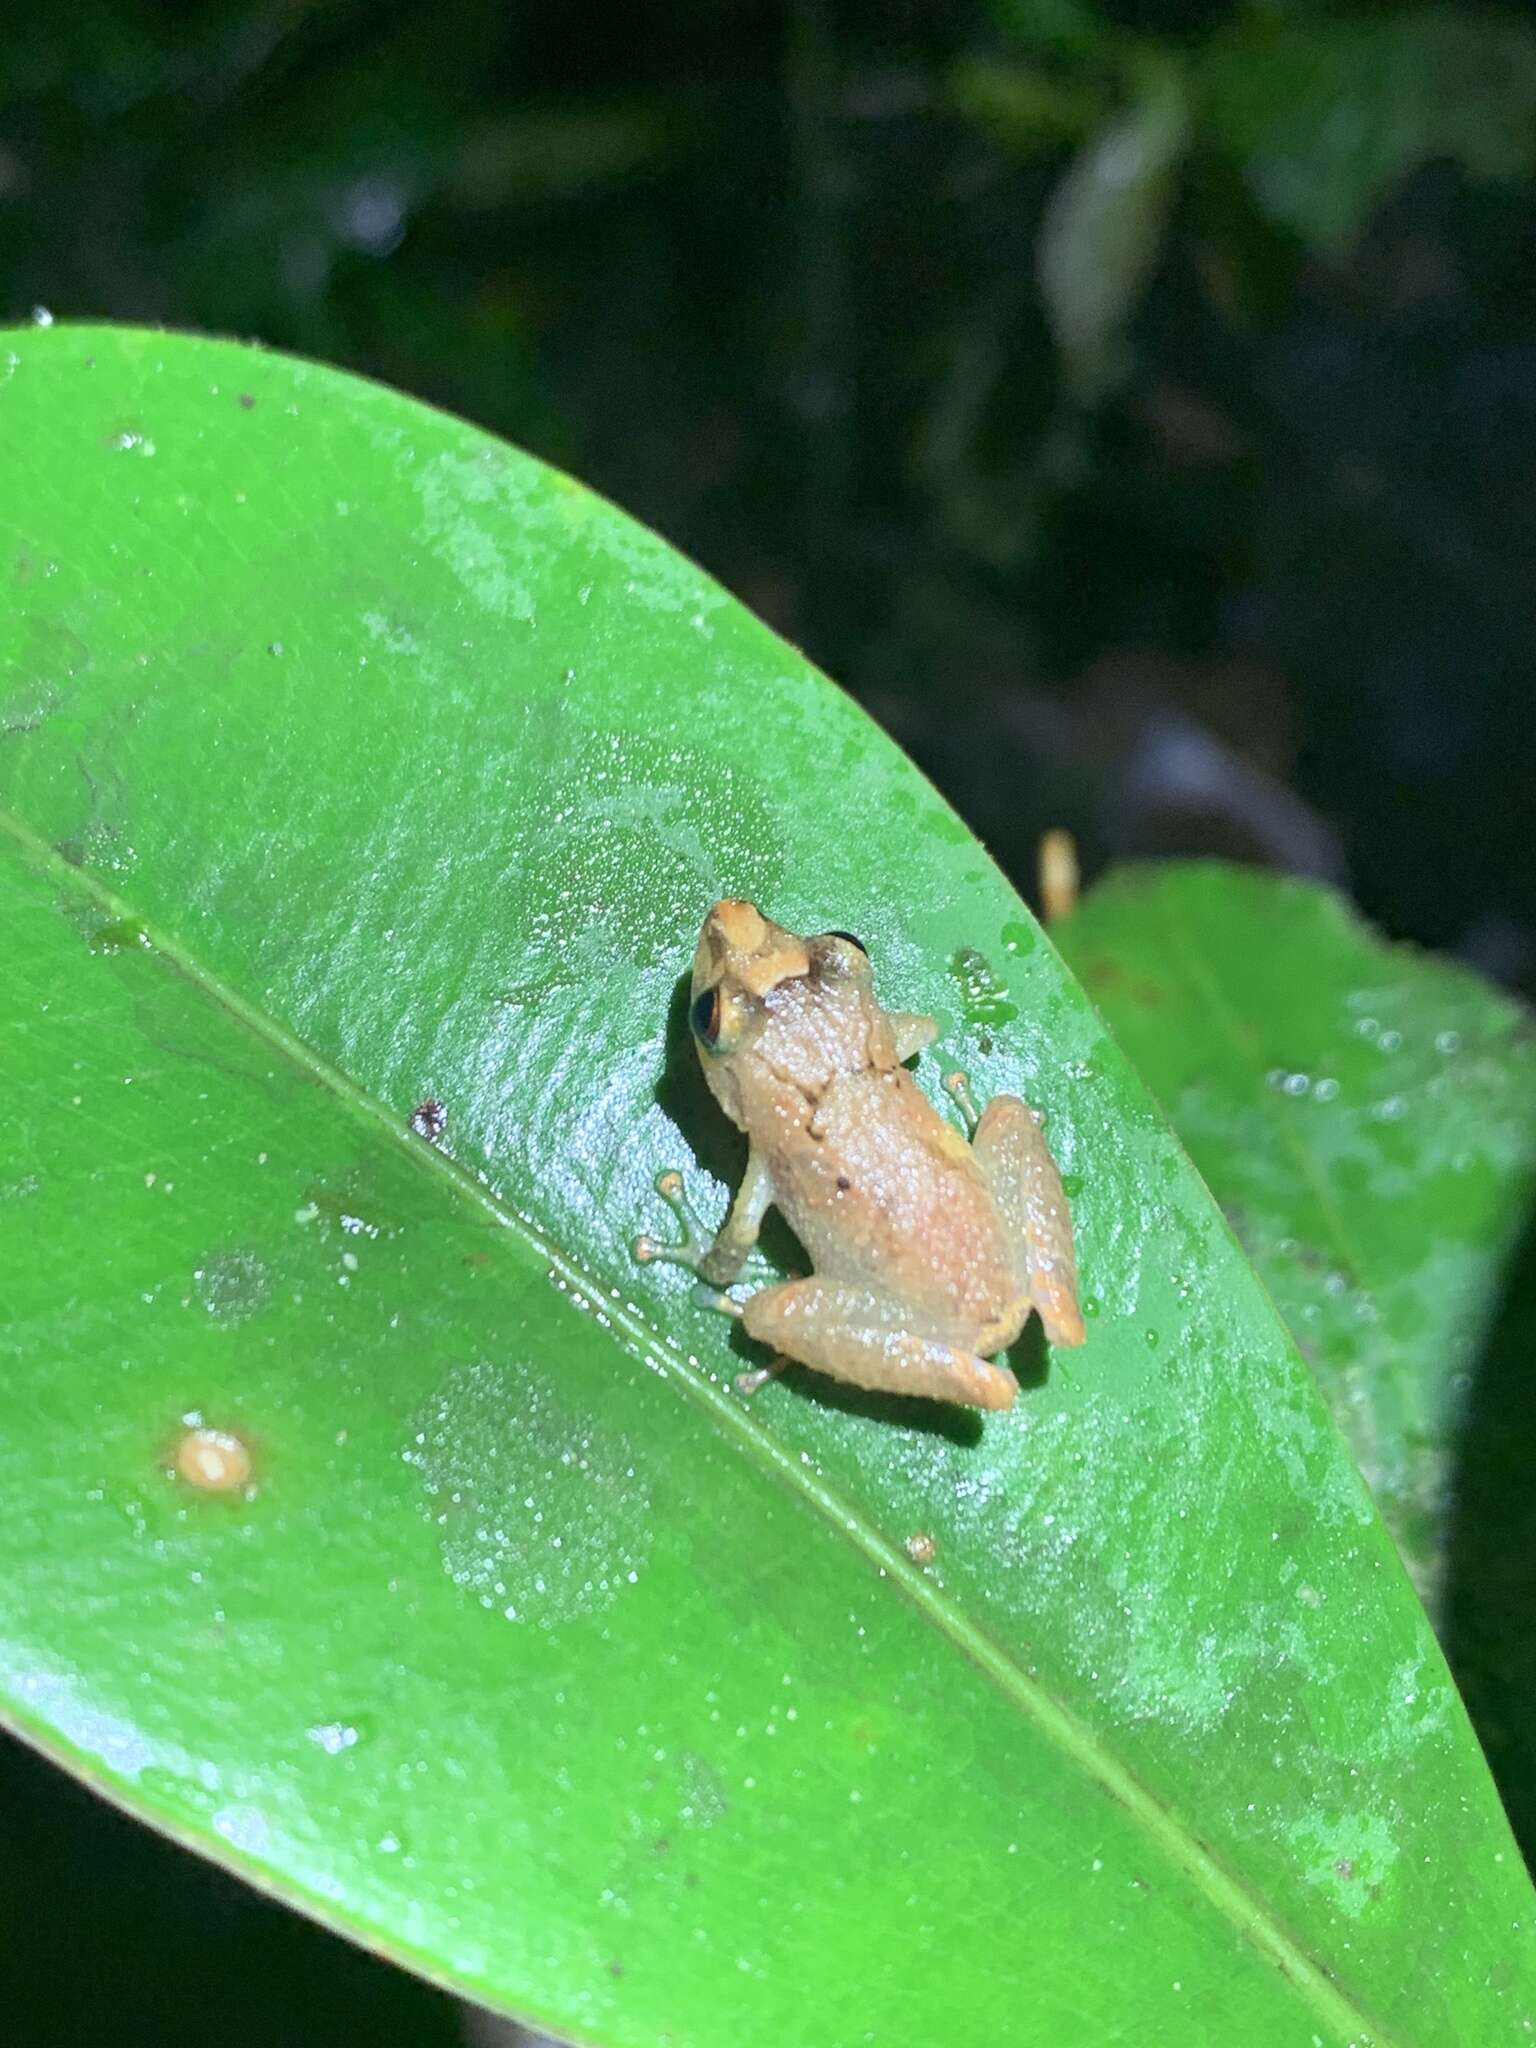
[306,1721,360,1755]
[193,1248,272,1323]
[1435,1031,1462,1056]
[947,947,1018,1028]
[213,1805,270,1852]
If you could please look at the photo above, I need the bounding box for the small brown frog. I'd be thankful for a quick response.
[635,901,1084,1409]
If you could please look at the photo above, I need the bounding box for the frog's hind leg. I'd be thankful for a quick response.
[740,1279,1019,1411]
[966,1092,1086,1348]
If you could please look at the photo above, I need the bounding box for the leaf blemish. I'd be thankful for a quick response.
[403,1358,651,1626]
[169,1423,255,1495]
[89,919,150,953]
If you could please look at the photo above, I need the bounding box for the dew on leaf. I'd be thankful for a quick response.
[947,947,1018,1029]
[193,1247,272,1323]
[403,1358,652,1626]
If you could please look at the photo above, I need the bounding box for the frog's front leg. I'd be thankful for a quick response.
[948,1076,1085,1349]
[633,1145,776,1289]
[741,1278,1019,1411]
[888,1010,938,1063]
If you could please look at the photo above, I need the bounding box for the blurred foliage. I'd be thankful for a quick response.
[1196,8,1536,251]
[4,0,1536,991]
[1035,51,1188,402]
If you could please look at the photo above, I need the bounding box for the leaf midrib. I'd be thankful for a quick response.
[1,805,1397,2048]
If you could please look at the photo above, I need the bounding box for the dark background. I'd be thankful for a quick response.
[4,2,1534,2039]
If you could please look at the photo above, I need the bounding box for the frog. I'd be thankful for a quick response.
[633,900,1085,1410]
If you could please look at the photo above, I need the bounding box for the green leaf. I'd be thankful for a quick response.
[1052,861,1536,1613]
[1,327,1531,2046]
[1198,7,1536,251]
[1036,57,1188,402]
[951,56,1110,157]
[986,0,1120,66]
[1052,860,1536,1886]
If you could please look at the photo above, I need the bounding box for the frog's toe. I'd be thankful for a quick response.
[690,1280,745,1319]
[632,1232,680,1266]
[734,1356,788,1397]
[632,1168,714,1271]
[942,1070,983,1138]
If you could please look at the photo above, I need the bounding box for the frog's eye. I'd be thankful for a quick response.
[825,929,867,954]
[691,986,723,1049]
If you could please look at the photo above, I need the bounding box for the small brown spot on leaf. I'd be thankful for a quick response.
[238,392,255,410]
[409,1098,446,1141]
[174,1426,253,1493]
[1081,957,1124,989]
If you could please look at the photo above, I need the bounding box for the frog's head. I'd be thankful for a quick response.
[688,900,876,1124]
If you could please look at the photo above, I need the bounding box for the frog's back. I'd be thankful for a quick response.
[771,1065,1024,1326]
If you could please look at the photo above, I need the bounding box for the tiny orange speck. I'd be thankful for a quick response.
[176,1427,252,1492]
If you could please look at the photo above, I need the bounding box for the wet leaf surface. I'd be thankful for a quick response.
[1,327,1531,2046]
[1054,861,1536,1610]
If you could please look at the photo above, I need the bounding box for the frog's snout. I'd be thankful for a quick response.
[700,900,812,997]
[707,899,768,952]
